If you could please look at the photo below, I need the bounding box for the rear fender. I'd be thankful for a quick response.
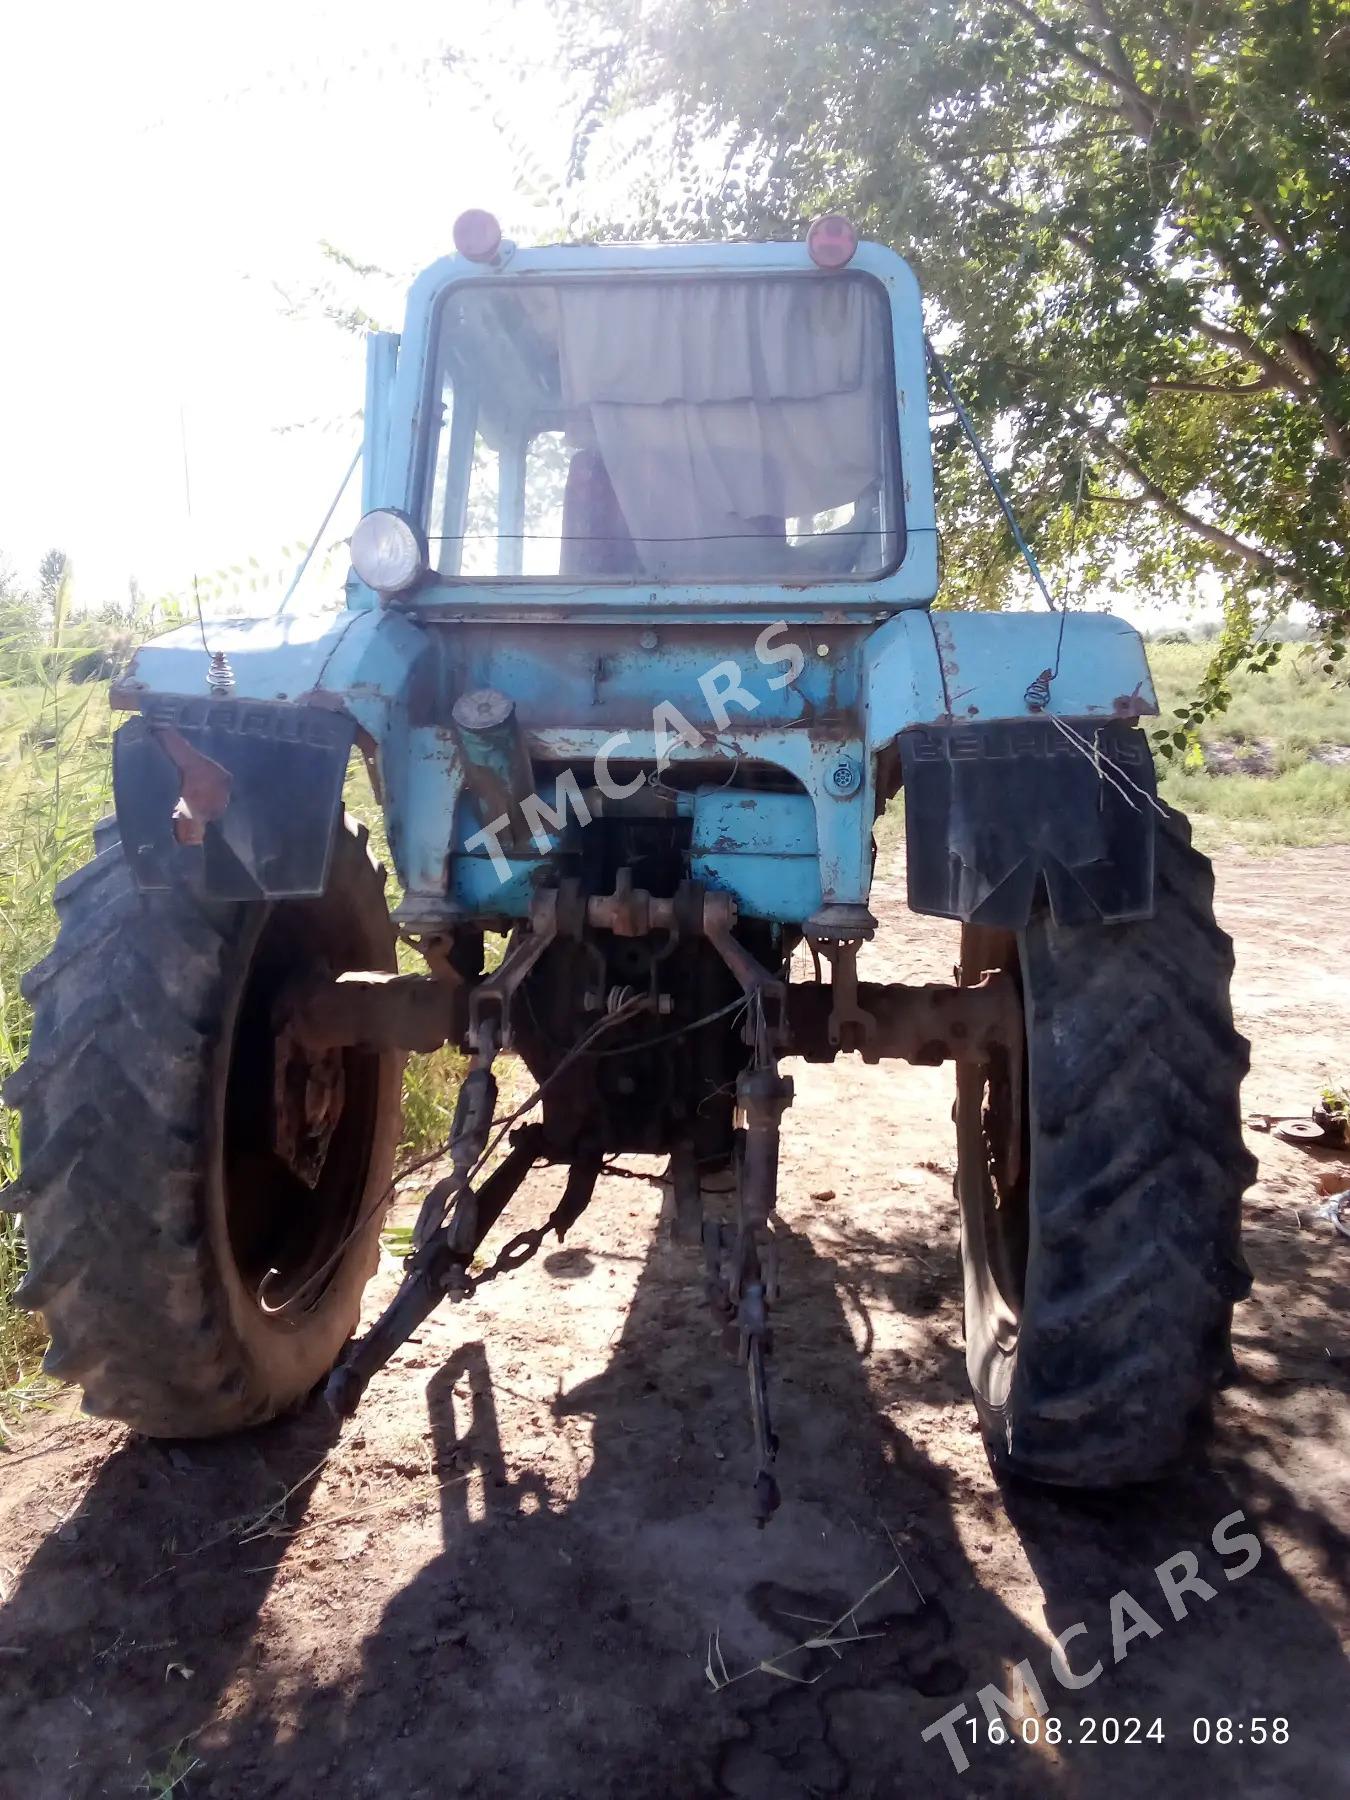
[110,610,422,900]
[868,611,1161,927]
[898,717,1157,926]
[113,698,355,899]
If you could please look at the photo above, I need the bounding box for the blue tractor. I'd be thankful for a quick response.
[5,213,1253,1516]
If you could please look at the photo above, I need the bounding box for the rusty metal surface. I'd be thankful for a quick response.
[818,940,877,1053]
[788,971,1019,1066]
[282,971,464,1055]
[584,868,679,938]
[449,686,536,851]
[271,1032,346,1190]
[281,958,1018,1071]
[701,890,788,1047]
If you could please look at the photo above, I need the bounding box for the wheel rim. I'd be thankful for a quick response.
[223,903,384,1312]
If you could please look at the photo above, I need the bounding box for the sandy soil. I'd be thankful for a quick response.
[2,845,1348,1799]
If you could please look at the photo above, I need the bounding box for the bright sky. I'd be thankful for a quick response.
[0,0,581,612]
[0,4,1196,630]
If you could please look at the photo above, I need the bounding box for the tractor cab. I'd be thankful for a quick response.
[351,213,938,613]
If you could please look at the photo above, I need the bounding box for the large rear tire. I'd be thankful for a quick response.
[955,807,1256,1485]
[2,815,403,1436]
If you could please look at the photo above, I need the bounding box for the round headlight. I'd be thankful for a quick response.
[349,508,427,595]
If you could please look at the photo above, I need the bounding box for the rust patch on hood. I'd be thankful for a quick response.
[1113,683,1159,719]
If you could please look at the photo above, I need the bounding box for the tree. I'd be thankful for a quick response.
[0,559,41,677]
[561,0,1349,703]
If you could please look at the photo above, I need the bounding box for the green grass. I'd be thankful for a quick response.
[1149,641,1350,850]
[1148,639,1350,752]
[1160,757,1350,849]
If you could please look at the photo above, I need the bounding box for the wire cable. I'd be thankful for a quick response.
[582,993,749,1059]
[924,338,1058,614]
[278,445,363,613]
[178,406,211,658]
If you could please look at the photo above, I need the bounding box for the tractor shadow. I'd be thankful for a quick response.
[198,1219,1074,1799]
[0,1403,342,1796]
[985,1198,1350,1796]
[1,1205,1346,1799]
[178,1201,1350,1798]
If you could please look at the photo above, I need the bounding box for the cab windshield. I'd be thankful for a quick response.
[423,272,902,582]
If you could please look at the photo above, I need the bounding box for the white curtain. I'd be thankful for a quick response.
[554,279,883,575]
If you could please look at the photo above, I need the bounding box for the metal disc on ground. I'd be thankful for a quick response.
[1274,1119,1330,1145]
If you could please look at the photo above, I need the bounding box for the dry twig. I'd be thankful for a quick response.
[705,1563,901,1692]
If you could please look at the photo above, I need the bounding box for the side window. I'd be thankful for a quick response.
[522,430,568,575]
[788,502,854,543]
[425,371,499,575]
[786,485,882,576]
[461,437,500,576]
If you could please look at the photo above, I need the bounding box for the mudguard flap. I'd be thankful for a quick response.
[899,719,1156,927]
[113,697,356,899]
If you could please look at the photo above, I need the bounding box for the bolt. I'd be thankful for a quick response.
[827,755,862,797]
[639,630,659,651]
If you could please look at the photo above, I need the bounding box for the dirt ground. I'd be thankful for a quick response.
[2,844,1348,1799]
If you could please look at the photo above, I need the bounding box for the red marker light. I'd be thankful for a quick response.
[453,209,503,264]
[806,214,858,270]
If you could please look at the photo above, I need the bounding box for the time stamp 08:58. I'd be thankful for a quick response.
[969,1716,1291,1748]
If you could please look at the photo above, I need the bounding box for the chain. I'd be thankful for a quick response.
[464,1196,576,1292]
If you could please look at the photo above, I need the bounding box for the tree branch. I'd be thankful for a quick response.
[1078,0,1156,131]
[1180,0,1204,129]
[1193,318,1308,395]
[1066,409,1305,588]
[1192,317,1348,463]
[937,145,1326,415]
[1195,321,1349,460]
[1002,0,1159,134]
[1146,373,1276,396]
[1015,0,1344,392]
[936,146,1347,461]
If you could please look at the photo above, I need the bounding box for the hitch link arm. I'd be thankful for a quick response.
[326,1134,604,1419]
[701,895,793,1524]
[411,897,561,1261]
[325,1131,542,1418]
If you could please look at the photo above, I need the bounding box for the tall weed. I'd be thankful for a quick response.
[0,646,114,1424]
